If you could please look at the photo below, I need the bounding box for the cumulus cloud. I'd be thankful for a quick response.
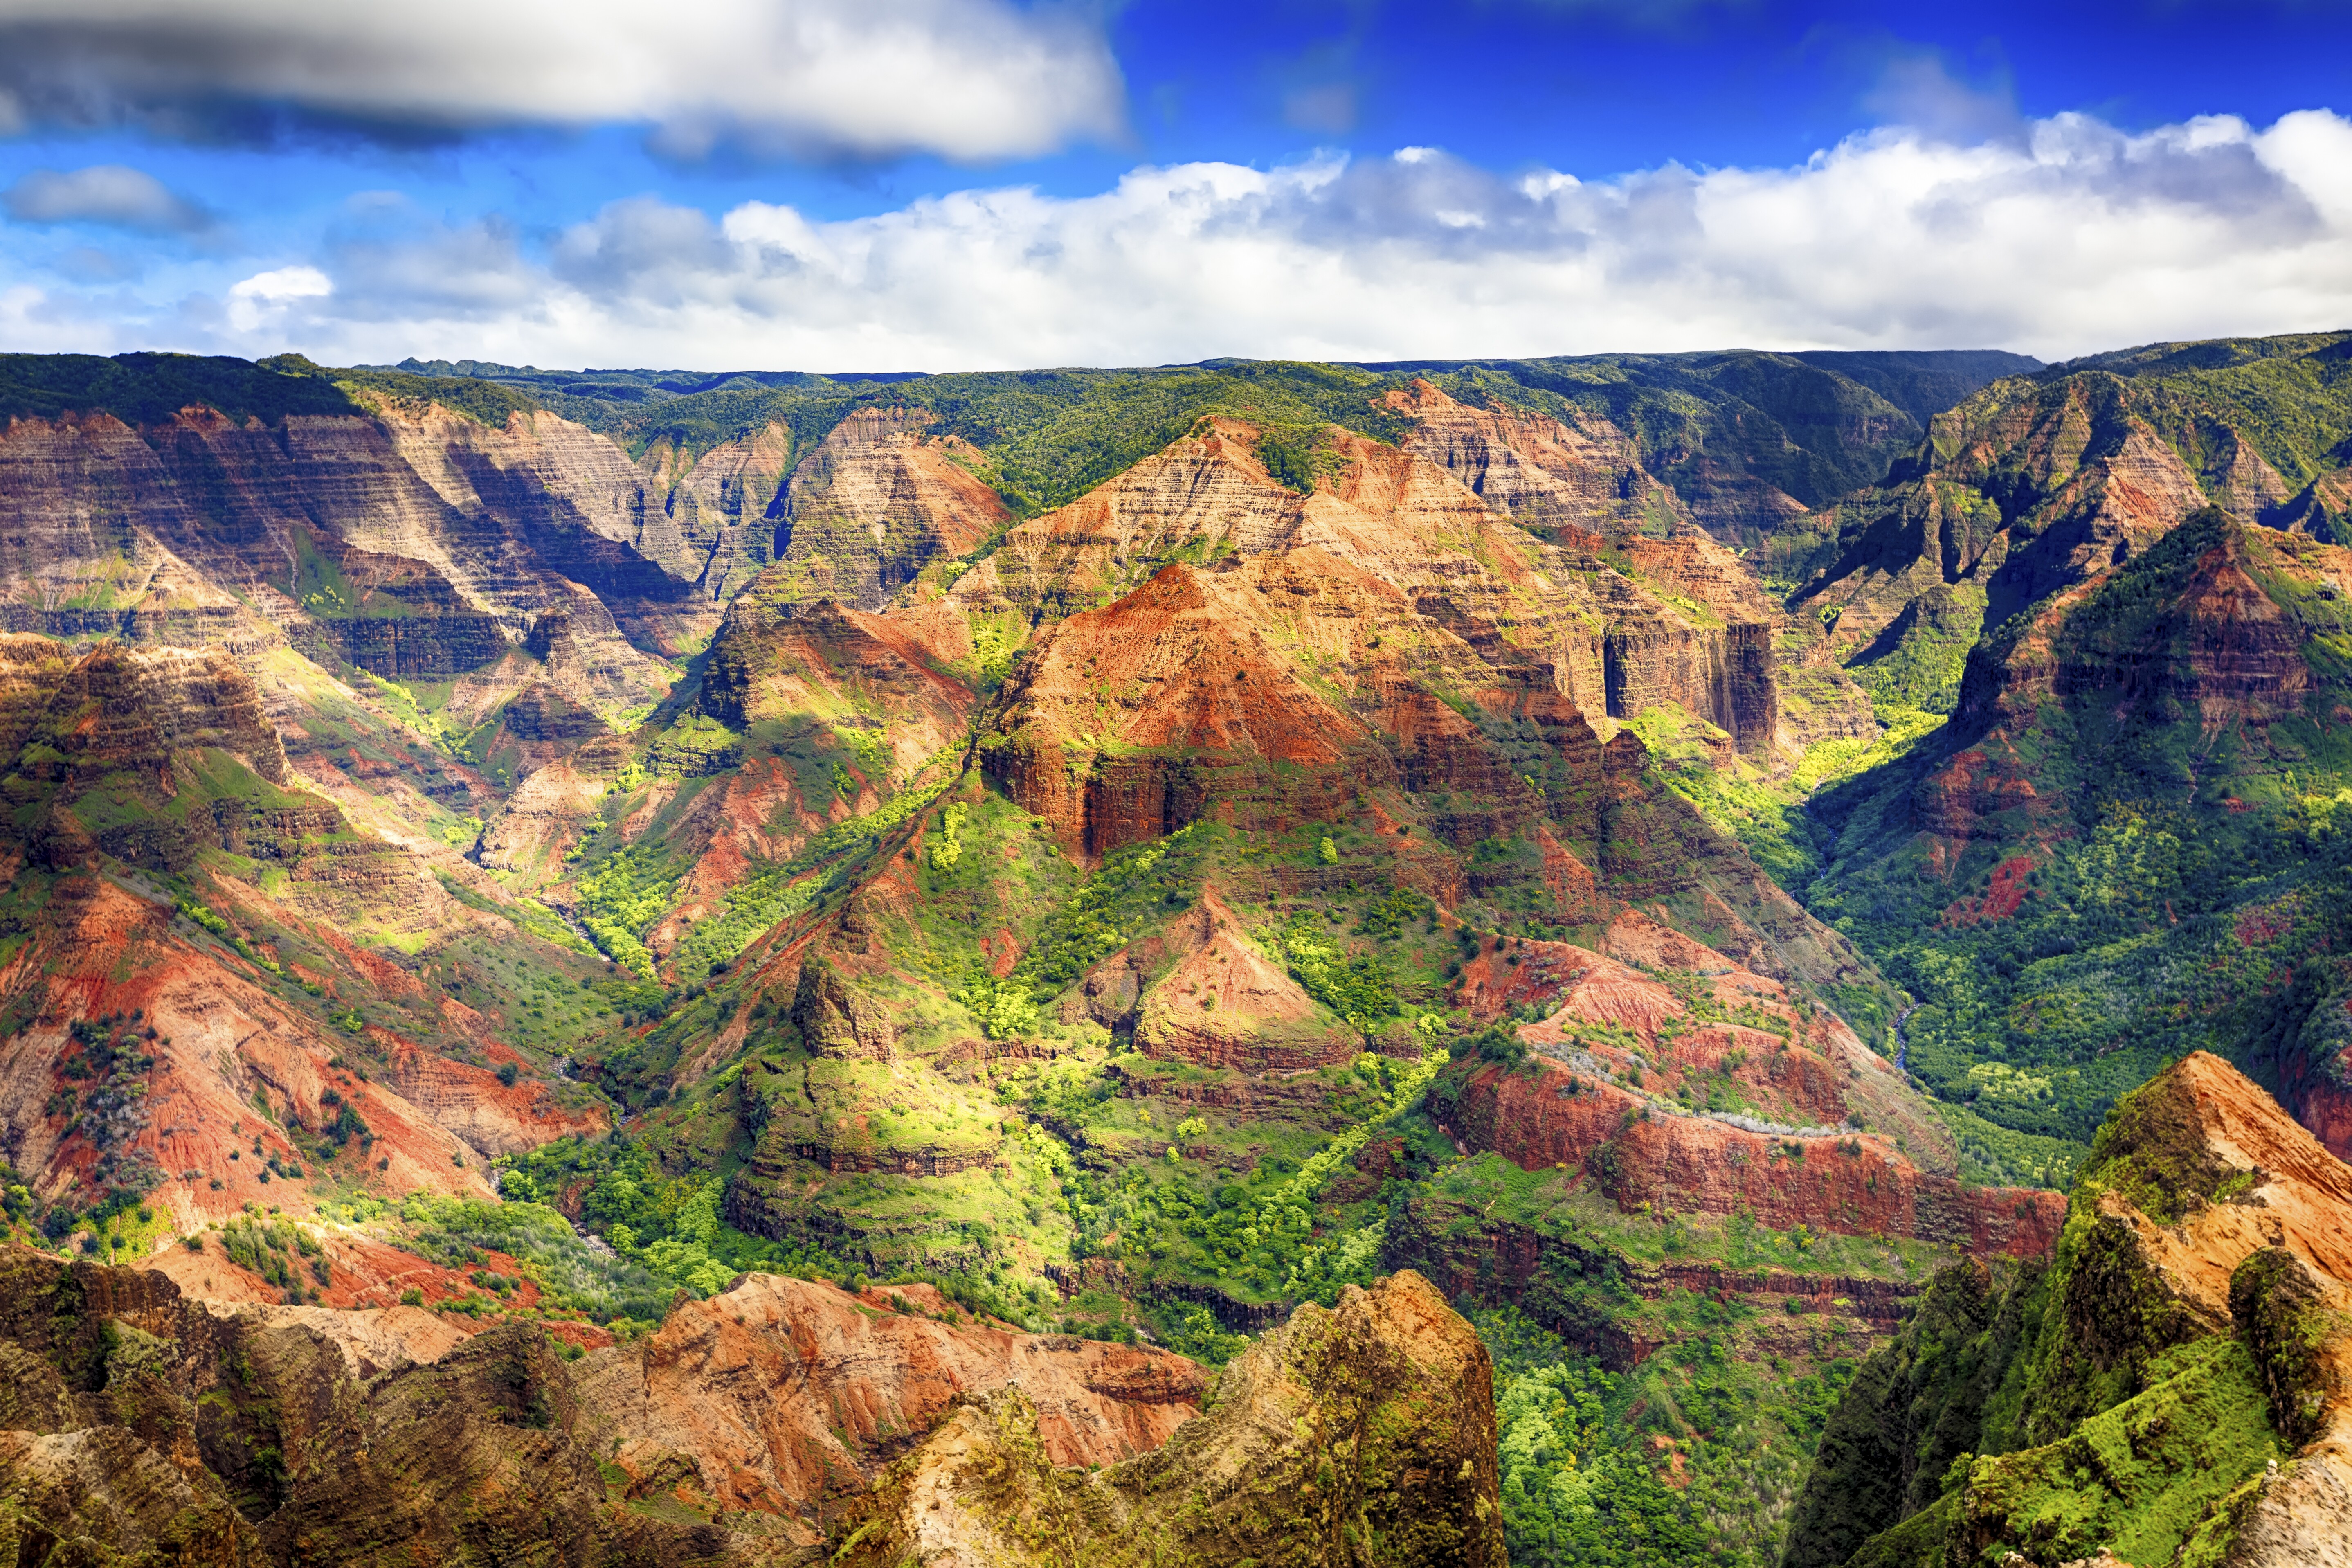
[0,0,1125,161]
[3,163,210,232]
[58,105,2352,369]
[225,264,330,331]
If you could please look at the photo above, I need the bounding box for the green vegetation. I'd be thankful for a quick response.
[1789,1051,2312,1568]
[1476,1304,1860,1568]
[384,1191,674,1323]
[1952,1338,2277,1568]
[1270,913,1399,1036]
[996,823,1214,1002]
[0,351,364,425]
[1799,515,2352,1156]
[488,1140,841,1306]
[929,801,968,870]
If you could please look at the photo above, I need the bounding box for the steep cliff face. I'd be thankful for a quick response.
[1888,512,2346,851]
[700,586,976,764]
[4,1246,1502,1566]
[0,637,290,784]
[1789,346,2350,719]
[828,1270,1506,1568]
[633,420,794,600]
[962,416,1300,619]
[1389,378,1677,538]
[0,640,457,942]
[0,401,698,716]
[761,407,1008,612]
[1785,1053,2352,1568]
[956,409,1858,762]
[980,560,1394,858]
[0,1250,744,1568]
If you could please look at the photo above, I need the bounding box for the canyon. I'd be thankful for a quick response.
[0,337,2348,1567]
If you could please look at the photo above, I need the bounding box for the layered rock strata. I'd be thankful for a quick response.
[827,1270,1506,1568]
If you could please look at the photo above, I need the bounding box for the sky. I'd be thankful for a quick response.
[0,0,2348,371]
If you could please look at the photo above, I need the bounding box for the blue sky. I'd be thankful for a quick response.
[1,0,2348,369]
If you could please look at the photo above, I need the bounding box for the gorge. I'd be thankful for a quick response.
[1,336,2349,1566]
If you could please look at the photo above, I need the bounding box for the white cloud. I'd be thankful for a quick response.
[0,0,1125,162]
[3,164,209,232]
[54,106,2352,369]
[225,264,330,331]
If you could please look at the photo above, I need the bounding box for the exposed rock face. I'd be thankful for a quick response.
[375,1037,607,1159]
[0,639,454,938]
[634,420,794,600]
[0,403,698,715]
[1787,1053,2352,1568]
[1455,1054,2061,1254]
[701,587,976,763]
[1789,364,2335,717]
[2046,515,2314,726]
[0,1248,1225,1565]
[1912,513,2343,844]
[791,957,896,1059]
[827,1270,1506,1568]
[981,560,1393,859]
[1129,891,1358,1070]
[473,754,612,877]
[761,408,1007,612]
[0,1249,734,1568]
[957,408,1857,764]
[0,876,504,1226]
[1390,379,1673,537]
[1424,928,2075,1257]
[574,1273,1205,1542]
[0,637,290,784]
[966,417,1303,619]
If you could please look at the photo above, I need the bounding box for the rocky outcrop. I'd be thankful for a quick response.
[827,1270,1506,1568]
[0,1249,737,1568]
[700,588,975,771]
[1789,1053,2352,1568]
[791,957,896,1060]
[375,1038,607,1159]
[1388,383,1821,754]
[1910,512,2343,843]
[1388,379,1673,538]
[2048,513,2314,726]
[1791,356,2345,723]
[960,416,1301,619]
[0,637,290,784]
[0,640,456,935]
[634,421,794,601]
[473,755,612,878]
[575,1273,1205,1541]
[980,561,1393,859]
[1425,929,2073,1255]
[1450,1053,2061,1254]
[1129,892,1358,1070]
[959,407,1847,763]
[0,876,497,1226]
